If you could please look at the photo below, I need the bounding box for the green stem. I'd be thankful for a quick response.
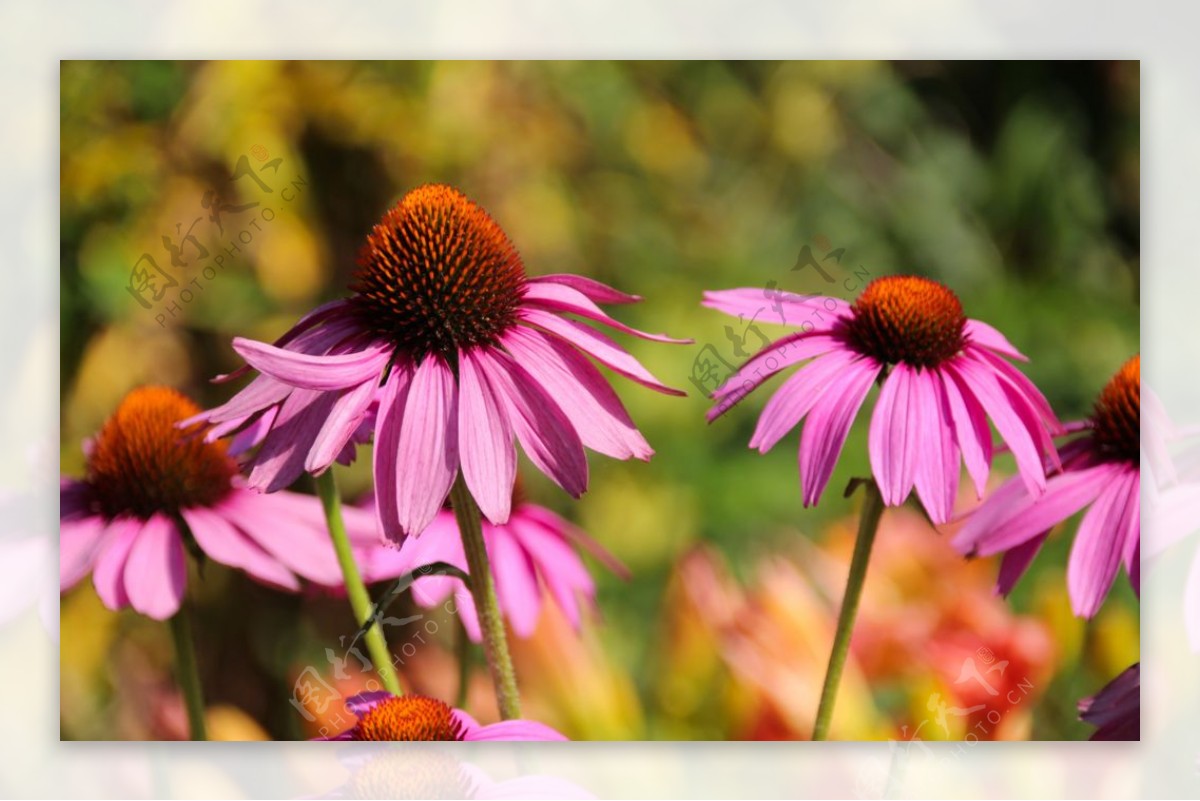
[450,474,521,720]
[168,606,207,741]
[812,479,885,741]
[314,469,402,697]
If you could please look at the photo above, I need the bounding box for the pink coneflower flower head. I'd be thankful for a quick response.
[189,185,688,543]
[705,276,1061,522]
[1078,662,1139,741]
[320,691,566,741]
[361,476,628,640]
[954,355,1141,617]
[61,386,366,619]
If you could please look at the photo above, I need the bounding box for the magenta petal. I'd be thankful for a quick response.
[798,356,878,506]
[710,332,842,417]
[306,379,377,475]
[869,364,920,506]
[518,309,685,396]
[519,504,629,580]
[912,370,961,525]
[521,281,691,343]
[964,319,1028,361]
[750,349,871,453]
[527,274,640,304]
[940,366,993,498]
[1068,469,1136,617]
[373,364,414,545]
[502,326,652,461]
[345,690,393,718]
[508,514,594,628]
[182,505,300,591]
[123,514,187,620]
[60,515,107,590]
[392,356,459,538]
[247,388,338,493]
[996,531,1048,596]
[217,492,343,586]
[457,711,568,741]
[232,337,392,391]
[701,288,850,327]
[188,374,291,428]
[458,348,516,525]
[91,517,141,610]
[475,346,589,498]
[487,525,542,637]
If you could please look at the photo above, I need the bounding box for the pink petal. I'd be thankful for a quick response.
[306,378,378,475]
[709,332,842,414]
[996,531,1048,596]
[521,281,691,343]
[92,517,141,611]
[912,370,961,525]
[187,373,291,428]
[527,274,640,304]
[474,346,588,498]
[701,288,850,327]
[518,309,685,396]
[968,347,1064,439]
[507,513,595,628]
[1068,468,1137,617]
[246,388,338,492]
[939,365,993,498]
[798,355,879,506]
[457,348,516,524]
[60,515,107,590]
[123,514,187,620]
[487,524,542,638]
[373,364,414,545]
[457,712,567,741]
[964,319,1028,361]
[869,363,920,506]
[232,337,391,391]
[391,355,459,539]
[182,505,300,591]
[345,690,393,717]
[750,349,872,453]
[519,504,629,580]
[217,491,344,586]
[502,326,652,460]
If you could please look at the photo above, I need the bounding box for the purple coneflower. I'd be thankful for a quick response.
[60,386,370,620]
[320,691,565,741]
[1079,663,1139,741]
[954,355,1140,618]
[188,184,687,542]
[705,276,1061,523]
[362,478,628,640]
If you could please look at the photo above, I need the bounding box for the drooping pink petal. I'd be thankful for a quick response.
[518,308,684,396]
[798,356,879,506]
[1068,468,1137,617]
[710,332,842,408]
[701,288,850,327]
[306,378,378,475]
[392,355,459,539]
[527,274,640,304]
[869,363,920,506]
[182,505,300,591]
[968,346,1064,447]
[912,370,961,524]
[211,311,364,385]
[502,326,651,460]
[457,348,516,524]
[946,356,1047,496]
[521,281,691,344]
[372,364,414,545]
[960,463,1116,557]
[749,349,871,453]
[232,337,392,391]
[507,513,595,628]
[453,710,567,741]
[122,514,187,620]
[91,517,141,610]
[246,388,338,492]
[518,504,629,580]
[217,492,344,586]
[996,531,1049,596]
[227,406,278,455]
[964,319,1028,361]
[185,374,291,429]
[473,346,588,498]
[486,524,542,637]
[60,515,107,590]
[939,364,993,498]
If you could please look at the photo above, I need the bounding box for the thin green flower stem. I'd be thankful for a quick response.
[450,473,522,720]
[812,479,886,741]
[314,469,402,697]
[167,606,207,741]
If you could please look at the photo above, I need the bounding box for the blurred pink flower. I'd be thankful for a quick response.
[1079,662,1139,741]
[360,485,627,641]
[60,386,376,620]
[954,356,1141,618]
[319,691,565,741]
[704,276,1060,522]
[186,185,688,543]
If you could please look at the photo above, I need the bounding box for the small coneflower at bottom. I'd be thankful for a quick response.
[318,691,566,741]
[1078,663,1139,741]
[362,477,628,641]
